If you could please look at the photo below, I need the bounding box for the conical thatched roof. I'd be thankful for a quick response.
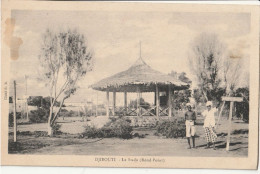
[90,58,189,92]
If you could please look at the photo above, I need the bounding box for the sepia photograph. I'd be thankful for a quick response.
[1,1,259,169]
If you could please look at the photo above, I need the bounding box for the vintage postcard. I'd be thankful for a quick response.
[1,1,259,169]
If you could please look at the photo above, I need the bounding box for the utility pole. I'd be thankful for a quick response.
[13,81,17,142]
[25,75,29,121]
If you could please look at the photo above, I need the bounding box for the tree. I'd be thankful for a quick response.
[193,89,206,104]
[188,33,225,103]
[234,87,249,122]
[39,29,93,136]
[168,71,192,84]
[172,90,191,110]
[9,97,13,103]
[178,72,192,84]
[28,96,43,108]
[223,53,243,95]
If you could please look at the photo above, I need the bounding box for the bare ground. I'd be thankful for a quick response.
[8,116,248,157]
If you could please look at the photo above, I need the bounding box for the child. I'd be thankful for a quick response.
[184,103,196,149]
[202,101,218,150]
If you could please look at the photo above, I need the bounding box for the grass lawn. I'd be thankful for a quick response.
[8,116,248,157]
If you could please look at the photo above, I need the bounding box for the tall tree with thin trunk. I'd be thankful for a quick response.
[188,32,225,102]
[39,29,93,136]
[223,53,243,95]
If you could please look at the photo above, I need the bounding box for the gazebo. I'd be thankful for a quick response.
[90,56,189,117]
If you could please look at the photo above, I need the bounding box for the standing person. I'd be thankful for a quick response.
[202,101,218,150]
[185,103,196,149]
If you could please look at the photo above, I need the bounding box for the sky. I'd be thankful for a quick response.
[9,10,251,105]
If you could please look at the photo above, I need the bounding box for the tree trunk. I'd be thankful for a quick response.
[202,89,208,101]
[47,121,53,136]
[48,104,54,136]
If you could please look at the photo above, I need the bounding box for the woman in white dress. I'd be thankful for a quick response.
[202,101,218,149]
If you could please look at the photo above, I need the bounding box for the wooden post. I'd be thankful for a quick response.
[106,90,109,117]
[168,85,172,117]
[112,91,116,116]
[156,84,160,117]
[137,87,140,116]
[221,96,243,151]
[226,101,234,151]
[13,81,17,142]
[124,91,127,115]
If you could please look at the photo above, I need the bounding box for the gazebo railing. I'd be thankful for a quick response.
[159,106,169,116]
[110,105,171,116]
[140,105,156,116]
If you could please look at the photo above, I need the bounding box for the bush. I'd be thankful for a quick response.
[104,118,133,138]
[9,112,22,127]
[52,123,62,135]
[155,118,186,138]
[29,108,48,123]
[83,125,103,138]
[128,117,159,128]
[60,110,76,117]
[234,87,249,123]
[83,118,133,139]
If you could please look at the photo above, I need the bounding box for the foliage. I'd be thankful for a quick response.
[172,90,191,110]
[104,118,133,138]
[27,96,43,108]
[168,71,192,84]
[28,96,61,108]
[128,117,159,128]
[193,89,206,104]
[39,28,93,135]
[83,117,133,139]
[234,87,249,122]
[129,98,150,110]
[29,108,49,123]
[52,123,62,135]
[60,110,76,117]
[189,33,225,103]
[9,97,13,103]
[155,118,186,138]
[207,87,225,106]
[8,112,22,127]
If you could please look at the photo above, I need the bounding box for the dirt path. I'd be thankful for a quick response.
[29,134,247,157]
[8,118,248,157]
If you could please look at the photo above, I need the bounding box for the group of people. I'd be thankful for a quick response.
[184,101,218,150]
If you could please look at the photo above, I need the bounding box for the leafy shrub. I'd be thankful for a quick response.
[83,125,103,138]
[104,118,133,138]
[60,110,76,117]
[155,118,185,138]
[52,123,62,135]
[9,112,22,127]
[29,108,48,123]
[234,87,249,123]
[128,117,159,128]
[83,118,133,139]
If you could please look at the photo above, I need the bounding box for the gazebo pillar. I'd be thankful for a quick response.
[156,84,160,117]
[112,91,116,116]
[168,85,172,117]
[124,91,127,115]
[106,90,109,117]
